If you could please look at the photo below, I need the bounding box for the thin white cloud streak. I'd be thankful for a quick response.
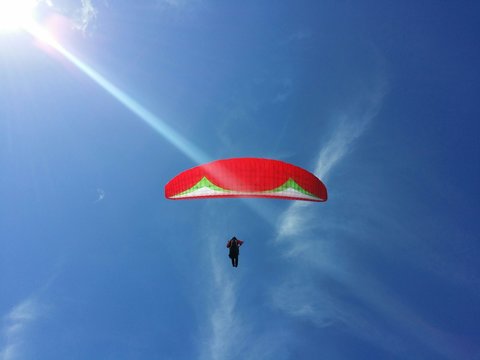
[205,245,238,360]
[271,276,411,357]
[272,78,405,352]
[273,256,470,359]
[198,228,244,360]
[277,82,385,240]
[272,80,471,359]
[94,188,105,203]
[0,298,40,360]
[198,224,283,360]
[76,0,97,33]
[197,206,286,360]
[39,0,98,33]
[314,87,385,181]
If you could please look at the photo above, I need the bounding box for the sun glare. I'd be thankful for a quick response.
[0,0,38,32]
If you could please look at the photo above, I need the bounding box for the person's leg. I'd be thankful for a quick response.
[231,257,235,267]
[234,256,238,267]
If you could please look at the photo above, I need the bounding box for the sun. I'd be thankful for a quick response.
[0,0,38,32]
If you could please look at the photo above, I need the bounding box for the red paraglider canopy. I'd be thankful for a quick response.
[165,158,327,202]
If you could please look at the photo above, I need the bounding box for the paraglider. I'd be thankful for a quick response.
[164,157,327,202]
[165,158,327,267]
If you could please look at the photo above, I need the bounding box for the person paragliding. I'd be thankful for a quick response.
[164,158,327,266]
[226,236,244,267]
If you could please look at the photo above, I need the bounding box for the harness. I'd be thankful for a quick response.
[229,239,239,257]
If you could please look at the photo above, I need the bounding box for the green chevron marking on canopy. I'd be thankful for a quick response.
[175,176,231,197]
[267,178,320,199]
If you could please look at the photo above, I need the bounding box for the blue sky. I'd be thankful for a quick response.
[1,1,479,359]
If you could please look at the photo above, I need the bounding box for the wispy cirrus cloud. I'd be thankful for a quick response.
[94,188,105,203]
[197,210,245,360]
[277,79,386,240]
[272,75,473,359]
[198,226,284,360]
[0,298,41,360]
[197,205,282,360]
[75,0,98,33]
[271,76,400,349]
[201,240,240,360]
[39,0,99,33]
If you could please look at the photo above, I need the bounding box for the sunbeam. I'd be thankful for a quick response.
[25,22,210,165]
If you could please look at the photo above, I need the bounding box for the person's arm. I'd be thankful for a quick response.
[226,241,231,248]
[238,240,244,246]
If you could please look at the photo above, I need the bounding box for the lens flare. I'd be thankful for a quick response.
[27,23,210,165]
[0,0,37,32]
